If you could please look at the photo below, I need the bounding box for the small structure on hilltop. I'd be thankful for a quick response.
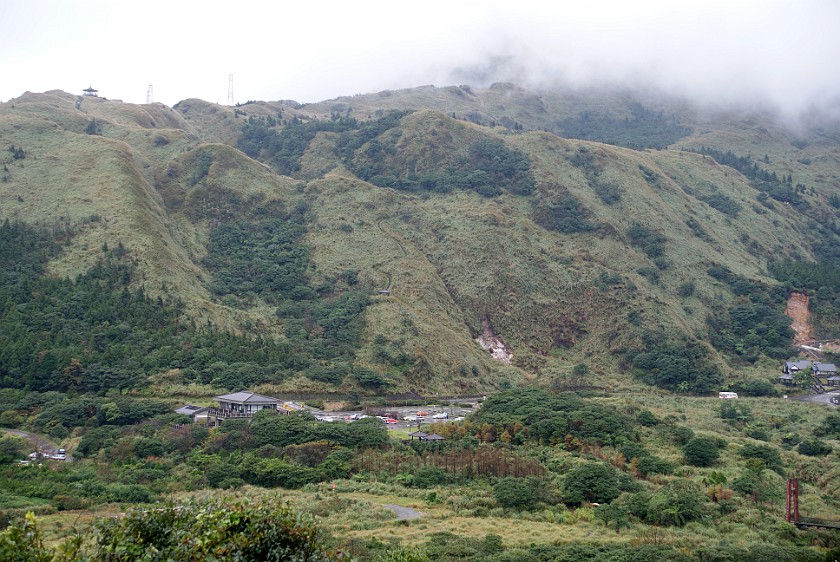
[83,85,98,97]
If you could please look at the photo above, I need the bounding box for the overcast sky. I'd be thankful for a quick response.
[1,0,838,116]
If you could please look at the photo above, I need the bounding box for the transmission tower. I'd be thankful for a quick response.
[146,84,154,104]
[227,74,234,106]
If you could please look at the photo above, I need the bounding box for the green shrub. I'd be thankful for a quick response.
[0,512,53,562]
[745,425,770,441]
[637,410,660,427]
[627,222,667,258]
[52,495,89,511]
[133,437,164,459]
[244,457,323,488]
[816,412,840,439]
[105,483,152,503]
[493,477,539,510]
[797,438,832,457]
[665,425,695,446]
[683,436,721,467]
[646,480,707,526]
[739,380,779,397]
[93,497,339,560]
[636,455,675,477]
[412,467,448,489]
[739,443,783,473]
[562,462,622,505]
[617,441,647,461]
[616,491,652,520]
[0,436,26,464]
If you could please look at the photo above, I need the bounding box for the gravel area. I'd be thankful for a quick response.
[383,504,423,520]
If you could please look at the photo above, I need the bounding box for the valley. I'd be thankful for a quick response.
[1,83,839,560]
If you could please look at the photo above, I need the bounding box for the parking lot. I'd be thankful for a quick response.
[310,403,477,428]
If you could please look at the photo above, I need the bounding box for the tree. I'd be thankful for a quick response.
[493,477,539,509]
[732,459,783,505]
[570,363,589,389]
[739,443,783,473]
[683,436,721,467]
[797,438,832,457]
[646,480,707,526]
[0,435,26,464]
[562,462,622,505]
[595,503,630,533]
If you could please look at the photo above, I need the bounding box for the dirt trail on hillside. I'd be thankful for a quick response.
[785,292,813,345]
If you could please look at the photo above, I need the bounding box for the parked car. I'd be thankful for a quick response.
[432,412,449,419]
[403,415,418,422]
[385,418,398,424]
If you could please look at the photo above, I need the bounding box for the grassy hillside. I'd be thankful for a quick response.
[2,85,840,395]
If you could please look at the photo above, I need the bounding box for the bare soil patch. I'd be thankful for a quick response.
[785,292,812,345]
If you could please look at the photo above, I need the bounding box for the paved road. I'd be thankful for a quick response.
[2,428,72,460]
[383,504,423,520]
[788,390,839,407]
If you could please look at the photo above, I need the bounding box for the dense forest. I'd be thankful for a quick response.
[553,103,690,149]
[0,217,380,395]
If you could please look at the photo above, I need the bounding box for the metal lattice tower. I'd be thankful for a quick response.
[146,84,154,104]
[227,74,234,106]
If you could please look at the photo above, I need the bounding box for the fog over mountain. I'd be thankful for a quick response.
[2,0,838,118]
[438,1,840,119]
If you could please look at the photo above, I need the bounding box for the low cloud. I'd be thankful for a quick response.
[2,0,838,119]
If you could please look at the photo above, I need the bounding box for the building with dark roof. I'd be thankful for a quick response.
[207,391,285,424]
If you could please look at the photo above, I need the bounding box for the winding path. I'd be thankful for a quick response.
[374,220,409,292]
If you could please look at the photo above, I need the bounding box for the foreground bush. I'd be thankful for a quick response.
[1,498,342,561]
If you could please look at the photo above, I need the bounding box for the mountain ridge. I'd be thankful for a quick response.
[2,83,839,395]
